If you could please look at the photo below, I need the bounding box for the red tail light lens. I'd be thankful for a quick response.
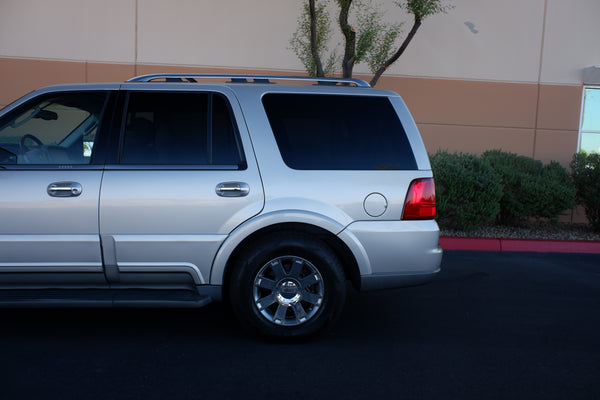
[402,178,436,220]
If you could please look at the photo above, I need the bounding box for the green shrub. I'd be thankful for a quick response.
[481,150,576,225]
[430,151,503,231]
[539,161,578,220]
[571,152,600,232]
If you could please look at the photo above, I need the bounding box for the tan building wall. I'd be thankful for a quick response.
[3,0,598,84]
[1,0,599,222]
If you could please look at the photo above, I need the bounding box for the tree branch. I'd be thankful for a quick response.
[370,15,422,87]
[338,0,356,79]
[308,0,325,77]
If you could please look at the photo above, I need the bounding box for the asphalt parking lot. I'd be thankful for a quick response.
[0,250,598,400]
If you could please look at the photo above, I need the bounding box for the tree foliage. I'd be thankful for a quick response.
[354,1,402,74]
[401,0,451,20]
[289,0,452,85]
[289,0,338,77]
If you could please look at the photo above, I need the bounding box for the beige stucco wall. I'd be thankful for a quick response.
[0,0,136,63]
[541,0,600,84]
[388,0,547,83]
[2,0,599,84]
[136,0,303,69]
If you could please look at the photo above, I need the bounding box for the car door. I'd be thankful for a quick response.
[99,87,264,287]
[0,89,113,287]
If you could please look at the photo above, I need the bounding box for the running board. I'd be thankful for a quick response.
[0,289,213,308]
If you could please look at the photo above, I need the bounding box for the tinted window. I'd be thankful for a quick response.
[262,93,417,170]
[121,92,244,166]
[0,92,108,165]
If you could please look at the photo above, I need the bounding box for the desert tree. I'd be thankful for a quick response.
[289,0,452,86]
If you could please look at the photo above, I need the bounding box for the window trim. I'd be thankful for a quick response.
[103,164,241,171]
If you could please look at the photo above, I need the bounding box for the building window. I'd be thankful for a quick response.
[579,87,600,153]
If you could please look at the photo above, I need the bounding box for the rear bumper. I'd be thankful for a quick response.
[340,220,443,290]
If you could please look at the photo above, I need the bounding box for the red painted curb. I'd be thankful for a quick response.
[439,237,501,251]
[439,237,600,254]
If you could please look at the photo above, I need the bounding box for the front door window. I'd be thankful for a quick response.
[0,92,108,165]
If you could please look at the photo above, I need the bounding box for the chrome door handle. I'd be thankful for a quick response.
[215,182,250,197]
[47,182,83,197]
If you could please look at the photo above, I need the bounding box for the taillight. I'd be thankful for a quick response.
[402,178,436,220]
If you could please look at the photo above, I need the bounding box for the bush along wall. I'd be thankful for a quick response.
[430,151,503,231]
[481,150,576,226]
[571,152,600,232]
[430,150,577,230]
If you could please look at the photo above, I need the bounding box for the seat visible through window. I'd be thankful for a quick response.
[121,117,157,164]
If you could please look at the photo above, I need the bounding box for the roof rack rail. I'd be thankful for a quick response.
[126,74,371,88]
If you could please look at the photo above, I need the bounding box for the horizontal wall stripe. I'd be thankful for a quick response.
[0,57,582,171]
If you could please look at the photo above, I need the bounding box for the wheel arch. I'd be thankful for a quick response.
[210,213,363,293]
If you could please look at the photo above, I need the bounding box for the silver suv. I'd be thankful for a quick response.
[0,74,442,338]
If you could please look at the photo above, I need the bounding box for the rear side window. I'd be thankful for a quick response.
[262,93,417,170]
[121,91,244,167]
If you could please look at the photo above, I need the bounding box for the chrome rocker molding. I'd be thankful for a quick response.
[117,262,206,285]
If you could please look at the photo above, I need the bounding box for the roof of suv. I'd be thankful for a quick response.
[2,74,403,116]
[115,74,403,100]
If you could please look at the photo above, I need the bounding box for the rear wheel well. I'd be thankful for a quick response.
[223,223,361,300]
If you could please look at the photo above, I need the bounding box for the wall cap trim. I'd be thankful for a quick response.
[583,66,600,85]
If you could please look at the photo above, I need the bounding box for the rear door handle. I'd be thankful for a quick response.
[47,182,83,197]
[215,182,249,197]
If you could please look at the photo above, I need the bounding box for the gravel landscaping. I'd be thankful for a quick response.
[440,221,600,241]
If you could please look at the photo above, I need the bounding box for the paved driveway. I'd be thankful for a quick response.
[0,251,598,399]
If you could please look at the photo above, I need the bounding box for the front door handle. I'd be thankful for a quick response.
[47,182,83,197]
[216,182,249,197]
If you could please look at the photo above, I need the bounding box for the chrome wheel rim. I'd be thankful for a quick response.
[253,255,324,326]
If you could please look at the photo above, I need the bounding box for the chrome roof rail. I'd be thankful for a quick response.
[126,74,371,88]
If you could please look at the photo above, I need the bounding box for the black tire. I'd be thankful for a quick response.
[228,231,346,339]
